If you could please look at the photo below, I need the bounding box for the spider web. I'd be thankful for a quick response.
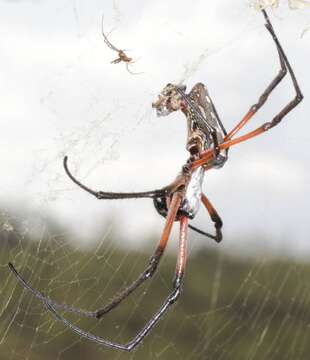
[1,0,310,359]
[250,0,310,10]
[1,212,310,359]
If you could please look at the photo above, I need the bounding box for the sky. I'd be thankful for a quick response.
[0,0,310,257]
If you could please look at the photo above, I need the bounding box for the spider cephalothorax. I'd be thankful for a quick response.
[9,10,303,352]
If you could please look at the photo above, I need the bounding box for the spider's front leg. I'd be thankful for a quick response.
[44,215,189,351]
[191,10,303,170]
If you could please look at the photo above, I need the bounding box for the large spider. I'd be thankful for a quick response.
[9,10,302,351]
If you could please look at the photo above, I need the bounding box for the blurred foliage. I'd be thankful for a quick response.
[0,210,310,360]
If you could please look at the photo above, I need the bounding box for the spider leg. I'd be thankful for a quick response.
[188,224,217,241]
[8,262,96,317]
[63,156,167,199]
[189,194,223,243]
[177,87,225,159]
[8,193,183,321]
[111,58,122,64]
[104,39,119,52]
[225,10,302,141]
[191,10,303,170]
[94,192,182,318]
[128,57,140,65]
[44,215,189,351]
[125,62,143,76]
[101,15,120,52]
[201,194,223,242]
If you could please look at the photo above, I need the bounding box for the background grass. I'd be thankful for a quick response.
[1,211,309,360]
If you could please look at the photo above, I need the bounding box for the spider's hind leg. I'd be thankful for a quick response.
[189,193,223,243]
[8,193,183,321]
[95,192,182,319]
[43,215,189,351]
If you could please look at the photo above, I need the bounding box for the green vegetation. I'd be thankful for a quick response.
[0,212,309,359]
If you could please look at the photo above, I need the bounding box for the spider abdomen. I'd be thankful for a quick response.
[153,167,204,220]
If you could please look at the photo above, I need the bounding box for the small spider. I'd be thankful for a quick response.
[101,16,142,75]
[9,10,303,351]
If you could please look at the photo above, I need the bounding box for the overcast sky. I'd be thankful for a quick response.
[0,0,309,257]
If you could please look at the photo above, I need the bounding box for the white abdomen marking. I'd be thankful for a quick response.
[180,167,205,219]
